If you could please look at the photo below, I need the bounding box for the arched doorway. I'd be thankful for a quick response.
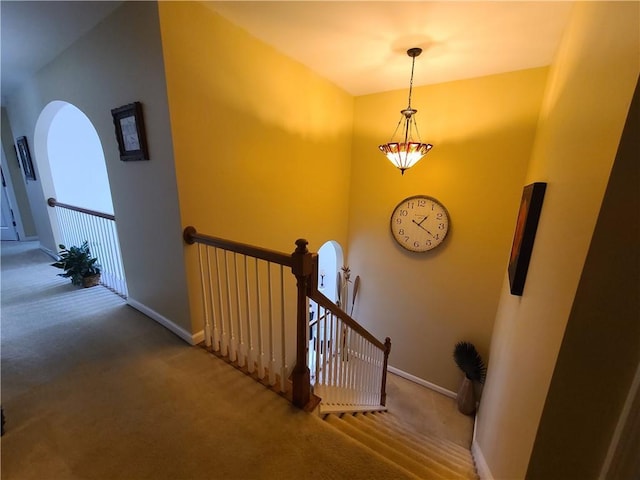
[34,101,126,296]
[47,104,113,214]
[317,240,343,304]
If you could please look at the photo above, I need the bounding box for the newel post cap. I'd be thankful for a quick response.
[292,238,312,277]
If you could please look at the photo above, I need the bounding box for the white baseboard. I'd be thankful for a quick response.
[472,439,493,480]
[39,245,58,260]
[192,329,205,345]
[387,365,457,399]
[127,298,202,346]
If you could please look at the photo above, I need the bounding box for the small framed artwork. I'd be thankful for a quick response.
[111,101,149,161]
[16,136,36,181]
[508,182,547,296]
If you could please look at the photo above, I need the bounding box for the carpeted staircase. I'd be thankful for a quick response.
[324,410,478,480]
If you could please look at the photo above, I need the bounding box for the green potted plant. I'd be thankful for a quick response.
[51,241,101,288]
[453,341,487,415]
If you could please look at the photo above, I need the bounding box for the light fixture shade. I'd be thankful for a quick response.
[379,141,433,174]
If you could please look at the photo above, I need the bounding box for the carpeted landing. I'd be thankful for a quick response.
[1,241,476,479]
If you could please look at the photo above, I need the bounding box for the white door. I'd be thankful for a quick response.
[1,166,19,241]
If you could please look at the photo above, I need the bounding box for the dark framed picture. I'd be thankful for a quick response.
[111,101,149,161]
[508,182,547,296]
[16,136,36,181]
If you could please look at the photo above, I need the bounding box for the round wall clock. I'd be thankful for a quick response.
[390,195,450,252]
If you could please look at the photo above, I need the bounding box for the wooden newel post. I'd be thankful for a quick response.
[380,337,392,406]
[291,238,313,409]
[183,226,196,245]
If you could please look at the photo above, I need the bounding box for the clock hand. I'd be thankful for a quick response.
[415,215,429,226]
[412,219,437,238]
[412,219,436,237]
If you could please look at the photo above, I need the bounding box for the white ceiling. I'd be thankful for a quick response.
[0,1,123,103]
[1,1,574,103]
[207,1,574,96]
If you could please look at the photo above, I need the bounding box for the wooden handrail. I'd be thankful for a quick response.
[308,288,386,351]
[183,226,294,267]
[47,197,115,221]
[307,254,386,350]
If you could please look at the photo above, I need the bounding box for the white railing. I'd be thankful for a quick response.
[308,291,390,413]
[47,198,128,297]
[189,233,298,395]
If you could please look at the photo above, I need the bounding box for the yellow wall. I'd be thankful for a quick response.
[528,78,639,480]
[475,2,640,478]
[348,67,548,391]
[158,2,353,332]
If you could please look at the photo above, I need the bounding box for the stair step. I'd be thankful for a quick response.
[351,413,477,478]
[324,411,478,480]
[325,414,457,480]
[360,411,474,461]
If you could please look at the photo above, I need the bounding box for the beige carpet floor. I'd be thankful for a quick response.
[0,240,472,479]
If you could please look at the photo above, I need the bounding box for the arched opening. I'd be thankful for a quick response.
[308,240,344,381]
[34,101,126,296]
[47,104,113,214]
[317,240,343,304]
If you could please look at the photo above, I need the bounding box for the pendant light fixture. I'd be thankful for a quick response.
[378,47,432,175]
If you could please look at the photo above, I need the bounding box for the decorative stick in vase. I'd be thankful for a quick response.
[350,275,360,317]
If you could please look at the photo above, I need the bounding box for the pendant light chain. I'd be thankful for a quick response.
[406,54,417,110]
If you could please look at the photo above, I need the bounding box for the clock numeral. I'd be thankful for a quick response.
[404,236,409,242]
[438,223,446,230]
[427,240,432,247]
[414,241,420,248]
[434,234,440,240]
[398,228,405,235]
[395,218,402,224]
[400,209,408,217]
[418,199,426,207]
[436,213,443,220]
[406,201,415,209]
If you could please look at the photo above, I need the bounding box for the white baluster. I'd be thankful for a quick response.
[214,249,228,355]
[267,262,276,386]
[280,265,287,393]
[245,256,255,374]
[196,244,212,347]
[357,335,365,405]
[224,252,237,362]
[206,247,220,351]
[255,260,265,379]
[317,306,325,391]
[234,253,244,366]
[338,320,347,406]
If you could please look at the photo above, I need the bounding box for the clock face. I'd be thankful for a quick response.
[390,195,450,252]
